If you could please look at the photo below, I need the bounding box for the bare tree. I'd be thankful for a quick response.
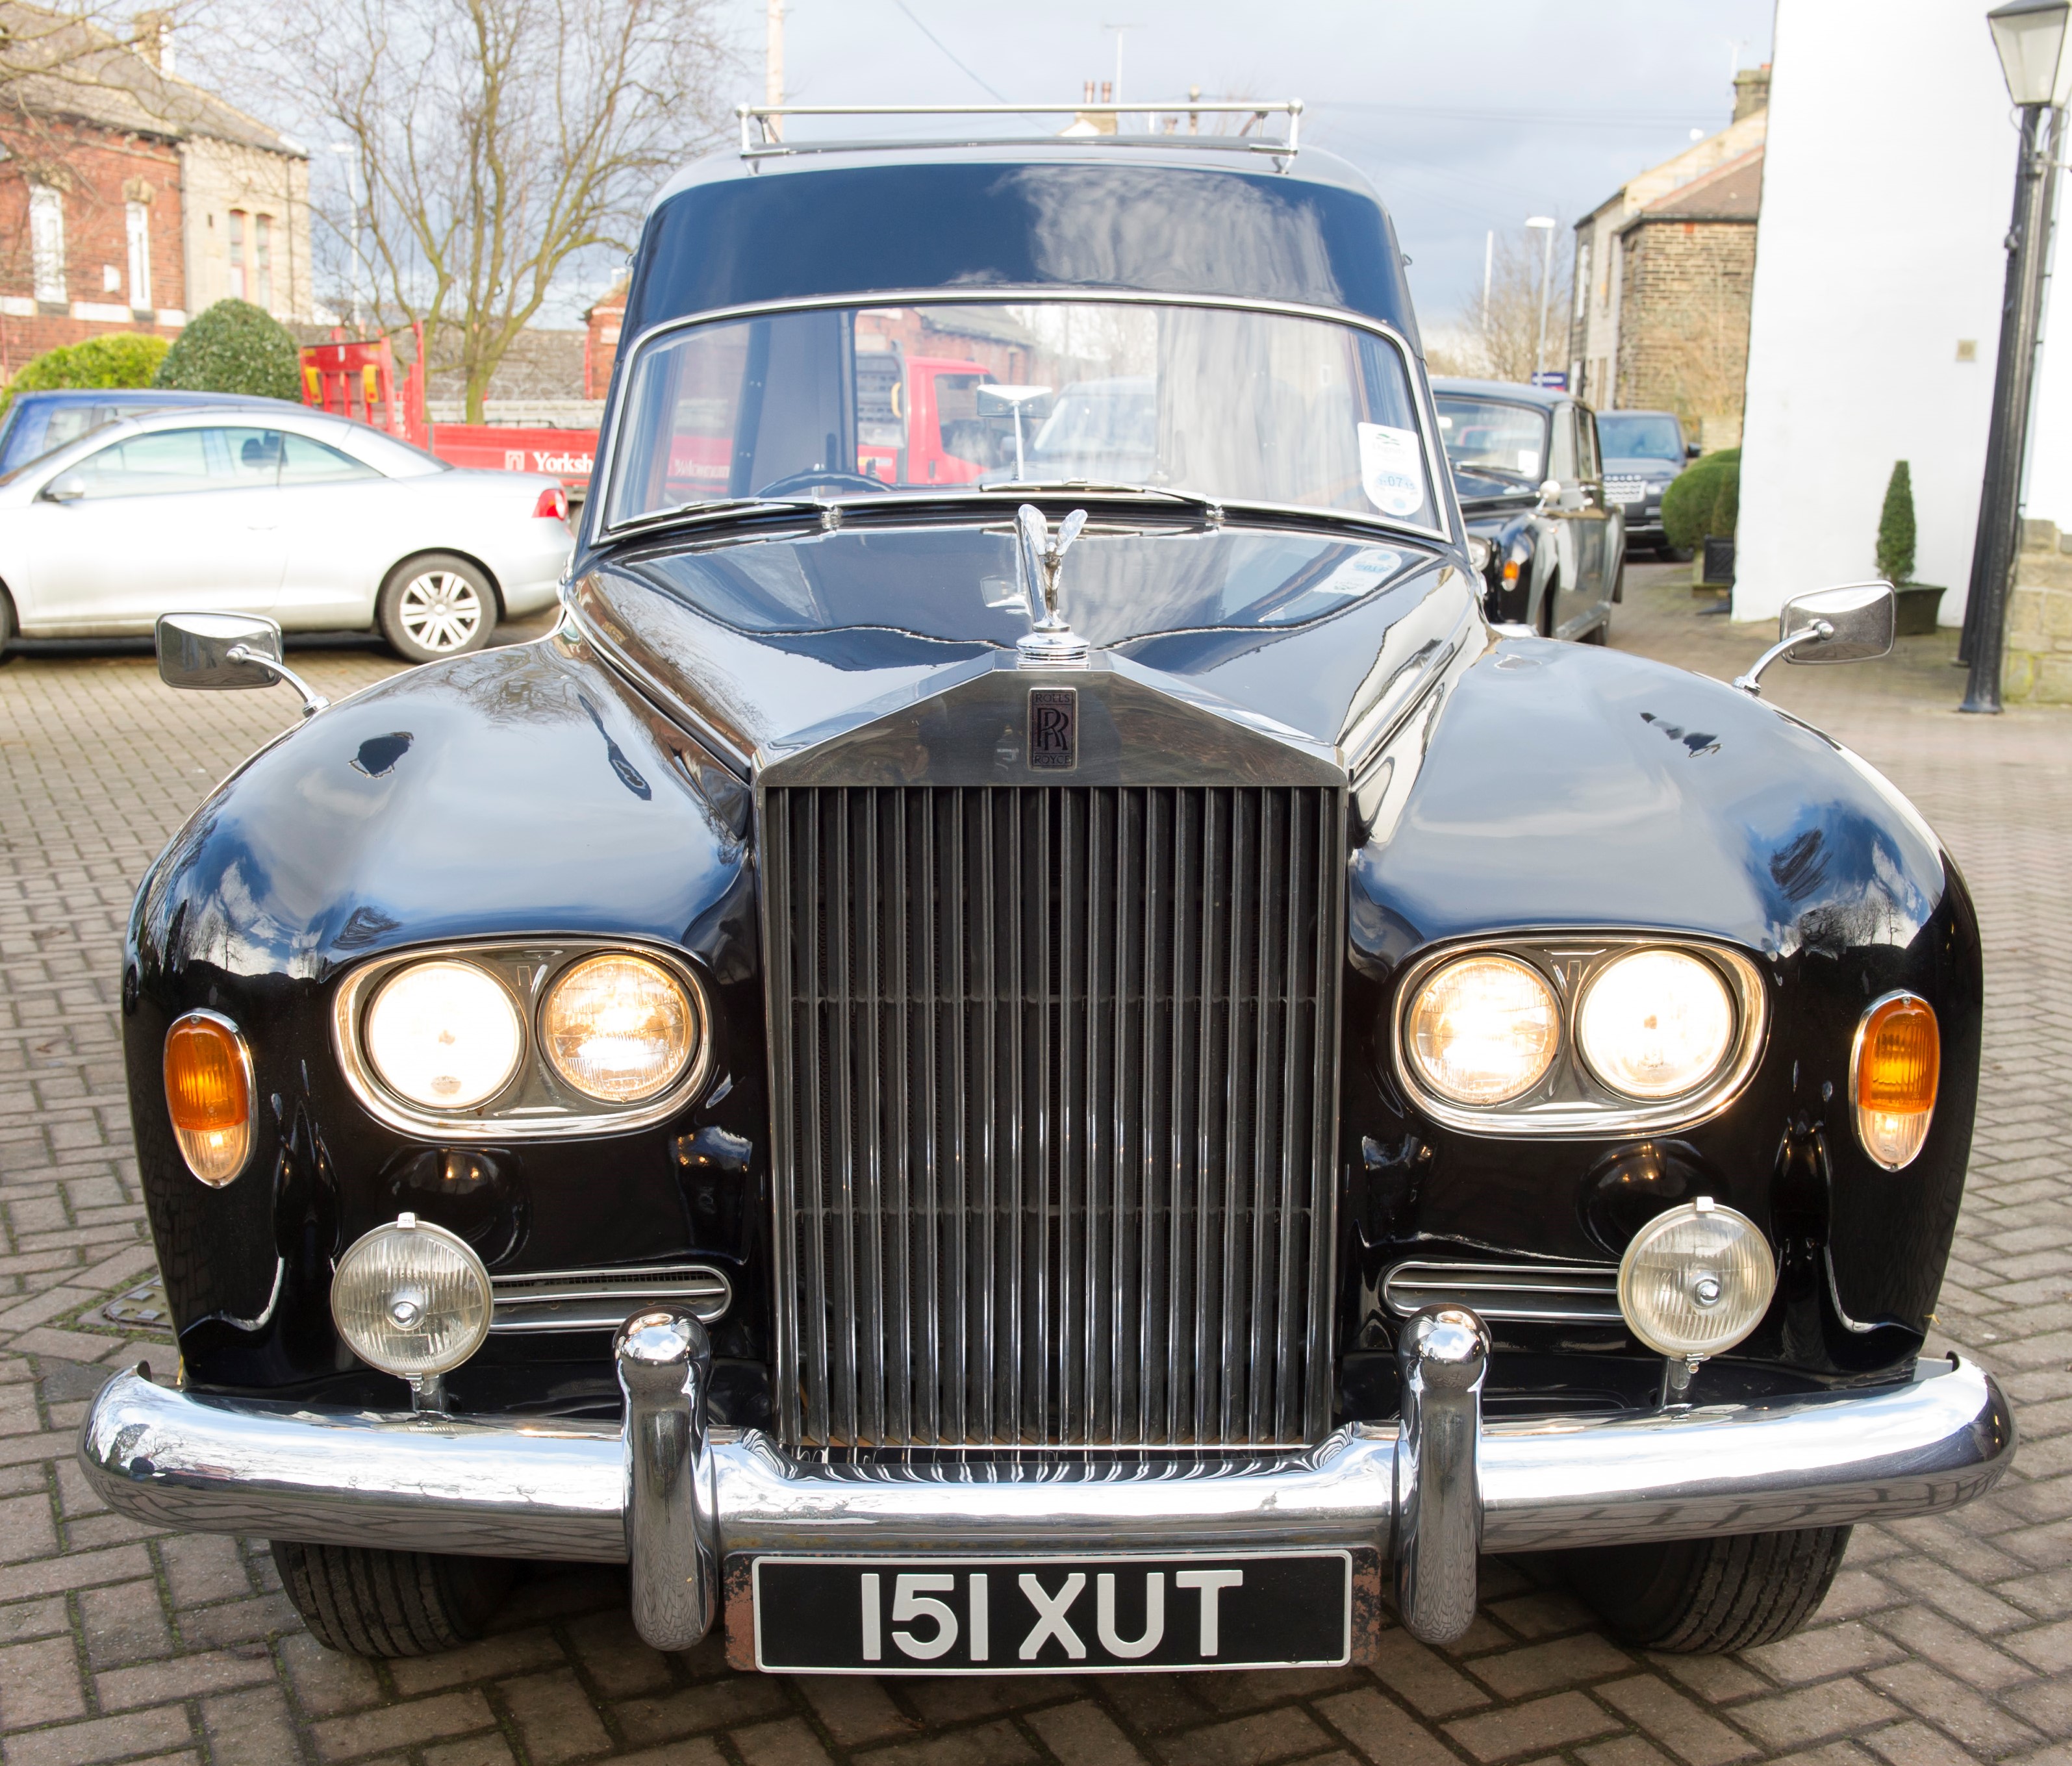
[1659,259,1752,448]
[220,0,730,418]
[1456,226,1573,386]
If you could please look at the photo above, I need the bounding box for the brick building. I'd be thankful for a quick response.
[1569,66,1768,448]
[0,1,310,381]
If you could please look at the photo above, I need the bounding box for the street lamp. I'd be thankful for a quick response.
[329,143,364,334]
[1960,0,2071,713]
[1526,216,1557,384]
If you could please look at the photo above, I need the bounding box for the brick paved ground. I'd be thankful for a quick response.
[0,569,2067,1766]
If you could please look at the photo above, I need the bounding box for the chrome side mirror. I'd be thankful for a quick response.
[1734,582,1896,696]
[155,612,329,718]
[42,473,85,503]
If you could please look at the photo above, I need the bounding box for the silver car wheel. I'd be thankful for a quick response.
[397,570,483,653]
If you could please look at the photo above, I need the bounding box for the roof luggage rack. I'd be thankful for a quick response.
[736,101,1303,165]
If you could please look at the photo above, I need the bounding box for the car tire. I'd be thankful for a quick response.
[1537,574,1556,638]
[1584,610,1611,645]
[376,553,499,664]
[1556,1526,1851,1653]
[0,582,15,662]
[272,1539,515,1658]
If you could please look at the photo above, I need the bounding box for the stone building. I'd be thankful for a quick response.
[0,1,310,379]
[1568,66,1769,447]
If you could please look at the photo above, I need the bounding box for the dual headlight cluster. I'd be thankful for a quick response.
[1399,942,1756,1126]
[335,942,711,1133]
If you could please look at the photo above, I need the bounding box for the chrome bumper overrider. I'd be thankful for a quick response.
[77,1307,2014,1654]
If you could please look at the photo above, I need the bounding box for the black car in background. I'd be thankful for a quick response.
[1597,408,1700,558]
[1433,377,1623,642]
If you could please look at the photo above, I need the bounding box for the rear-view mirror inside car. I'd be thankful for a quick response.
[155,611,288,692]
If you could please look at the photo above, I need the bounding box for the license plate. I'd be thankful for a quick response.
[752,1550,1352,1673]
[1608,485,1645,505]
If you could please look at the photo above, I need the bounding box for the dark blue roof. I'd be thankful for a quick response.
[622,147,1419,350]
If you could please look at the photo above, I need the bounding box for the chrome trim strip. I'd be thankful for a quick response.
[1391,933,1769,1139]
[593,290,1455,549]
[489,1263,733,1333]
[1382,1260,1622,1326]
[329,938,714,1143]
[79,1354,2012,1565]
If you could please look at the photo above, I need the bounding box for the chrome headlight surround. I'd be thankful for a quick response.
[333,939,713,1139]
[1391,933,1766,1137]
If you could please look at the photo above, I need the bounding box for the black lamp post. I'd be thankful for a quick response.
[1961,0,2070,713]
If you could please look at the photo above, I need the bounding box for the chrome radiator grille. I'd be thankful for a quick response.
[761,783,1345,1450]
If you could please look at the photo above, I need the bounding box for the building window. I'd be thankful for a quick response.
[29,185,64,305]
[254,214,272,310]
[227,209,245,299]
[126,200,151,310]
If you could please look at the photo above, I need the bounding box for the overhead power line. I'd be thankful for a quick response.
[886,0,1011,105]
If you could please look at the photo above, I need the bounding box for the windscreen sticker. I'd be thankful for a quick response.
[1358,423,1427,518]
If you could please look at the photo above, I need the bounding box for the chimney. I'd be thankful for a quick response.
[1732,63,1769,123]
[133,10,175,75]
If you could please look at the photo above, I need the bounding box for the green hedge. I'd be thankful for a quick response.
[153,299,301,400]
[1,333,170,412]
[1661,446,1741,552]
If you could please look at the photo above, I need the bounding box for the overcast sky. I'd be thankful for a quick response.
[734,0,1777,331]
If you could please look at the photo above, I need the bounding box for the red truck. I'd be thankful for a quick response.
[302,330,997,505]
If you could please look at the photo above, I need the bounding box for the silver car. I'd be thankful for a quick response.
[0,404,572,662]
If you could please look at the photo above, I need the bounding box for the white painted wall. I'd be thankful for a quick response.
[1737,0,2041,624]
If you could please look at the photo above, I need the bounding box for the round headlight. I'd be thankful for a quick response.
[1406,954,1560,1106]
[542,952,698,1104]
[1576,948,1734,1100]
[363,960,524,1111]
[330,1214,492,1378]
[1617,1198,1776,1358]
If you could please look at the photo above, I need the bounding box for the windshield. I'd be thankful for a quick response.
[1434,396,1548,485]
[605,299,1439,531]
[1596,413,1685,462]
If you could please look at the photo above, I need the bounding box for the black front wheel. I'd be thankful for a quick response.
[1556,1526,1851,1653]
[272,1540,516,1657]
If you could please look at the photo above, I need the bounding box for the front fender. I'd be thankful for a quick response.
[123,633,766,1407]
[1343,638,1980,1385]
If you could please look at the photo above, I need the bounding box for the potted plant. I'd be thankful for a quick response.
[1877,461,1944,635]
[1661,447,1739,588]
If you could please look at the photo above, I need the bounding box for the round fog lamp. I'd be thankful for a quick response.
[542,952,698,1104]
[331,1214,492,1378]
[1617,1198,1776,1359]
[1406,953,1560,1106]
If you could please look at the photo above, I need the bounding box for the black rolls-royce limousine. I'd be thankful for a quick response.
[81,101,2010,1672]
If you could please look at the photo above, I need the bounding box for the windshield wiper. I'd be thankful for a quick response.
[982,479,1228,518]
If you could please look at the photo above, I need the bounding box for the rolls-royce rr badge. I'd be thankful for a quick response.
[1028,687,1077,770]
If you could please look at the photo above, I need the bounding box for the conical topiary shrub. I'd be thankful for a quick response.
[152,299,301,401]
[1875,459,1945,634]
[1876,460,1917,584]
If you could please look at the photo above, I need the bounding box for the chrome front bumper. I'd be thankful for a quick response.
[78,1307,2014,1655]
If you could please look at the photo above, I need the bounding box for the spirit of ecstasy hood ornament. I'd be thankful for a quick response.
[1015,504,1090,667]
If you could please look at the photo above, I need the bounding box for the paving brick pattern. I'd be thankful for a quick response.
[0,573,2066,1766]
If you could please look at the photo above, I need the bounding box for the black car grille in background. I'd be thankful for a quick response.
[761,783,1345,1450]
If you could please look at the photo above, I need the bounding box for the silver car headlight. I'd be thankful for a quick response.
[542,952,699,1103]
[1405,953,1561,1106]
[1576,948,1736,1100]
[362,959,525,1109]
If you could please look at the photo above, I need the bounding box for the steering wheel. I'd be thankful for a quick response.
[757,468,891,498]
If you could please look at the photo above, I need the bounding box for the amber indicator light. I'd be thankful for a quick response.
[1853,994,1938,1170]
[164,1013,253,1187]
